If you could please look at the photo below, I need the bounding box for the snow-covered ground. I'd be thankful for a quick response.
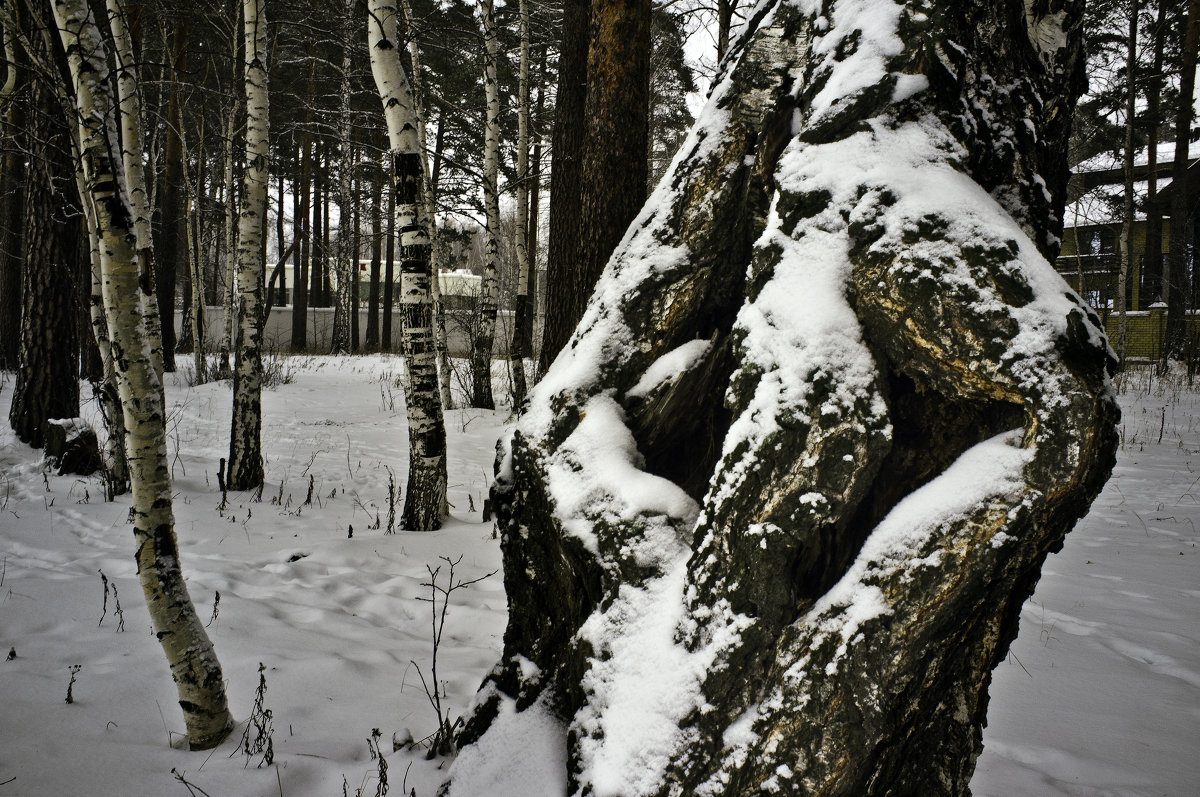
[0,357,1195,796]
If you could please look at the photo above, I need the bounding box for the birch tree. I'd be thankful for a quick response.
[368,0,448,530]
[226,0,270,490]
[52,0,233,748]
[451,0,1117,793]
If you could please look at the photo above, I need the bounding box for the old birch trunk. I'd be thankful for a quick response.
[451,1,1118,795]
[368,0,448,530]
[53,0,233,749]
[470,0,500,409]
[226,0,269,490]
[399,0,454,411]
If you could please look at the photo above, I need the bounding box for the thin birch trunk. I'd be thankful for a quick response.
[53,0,232,748]
[226,0,269,490]
[368,0,448,530]
[471,0,500,410]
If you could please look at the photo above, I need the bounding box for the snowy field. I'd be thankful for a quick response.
[0,356,1196,796]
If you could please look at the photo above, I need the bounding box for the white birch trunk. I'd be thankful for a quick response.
[471,0,500,410]
[400,0,454,411]
[76,173,131,495]
[106,0,165,385]
[368,0,448,530]
[53,0,232,749]
[226,0,269,490]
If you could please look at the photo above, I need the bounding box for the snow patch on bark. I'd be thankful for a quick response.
[543,395,698,559]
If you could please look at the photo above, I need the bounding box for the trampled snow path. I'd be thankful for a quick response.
[0,357,1196,796]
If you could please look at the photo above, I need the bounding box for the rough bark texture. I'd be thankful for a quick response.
[509,0,532,406]
[1163,0,1199,362]
[368,0,448,530]
[452,2,1117,795]
[154,21,186,373]
[331,0,355,354]
[540,0,590,374]
[8,62,79,448]
[226,0,270,491]
[53,0,232,749]
[539,0,651,375]
[0,8,25,372]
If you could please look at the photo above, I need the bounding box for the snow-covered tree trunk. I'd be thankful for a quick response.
[451,1,1118,795]
[332,0,355,354]
[368,0,448,530]
[509,0,532,406]
[226,0,269,490]
[470,0,500,410]
[53,0,233,749]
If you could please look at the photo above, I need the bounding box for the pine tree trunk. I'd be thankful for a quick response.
[470,0,501,409]
[291,70,315,351]
[9,71,79,447]
[1163,0,1199,363]
[1141,0,1168,308]
[1117,0,1138,370]
[333,0,355,354]
[368,0,449,530]
[509,0,532,406]
[155,21,187,373]
[0,13,25,372]
[53,0,233,749]
[382,151,396,350]
[221,85,241,356]
[540,0,590,374]
[226,0,270,491]
[366,132,383,351]
[452,2,1117,794]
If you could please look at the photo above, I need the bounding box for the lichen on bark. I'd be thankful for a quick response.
[451,1,1117,795]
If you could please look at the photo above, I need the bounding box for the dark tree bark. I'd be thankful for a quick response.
[451,2,1117,795]
[0,6,27,372]
[154,21,187,372]
[540,0,651,374]
[1141,0,1168,308]
[9,84,80,447]
[292,132,313,350]
[539,0,590,374]
[1163,0,1199,363]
